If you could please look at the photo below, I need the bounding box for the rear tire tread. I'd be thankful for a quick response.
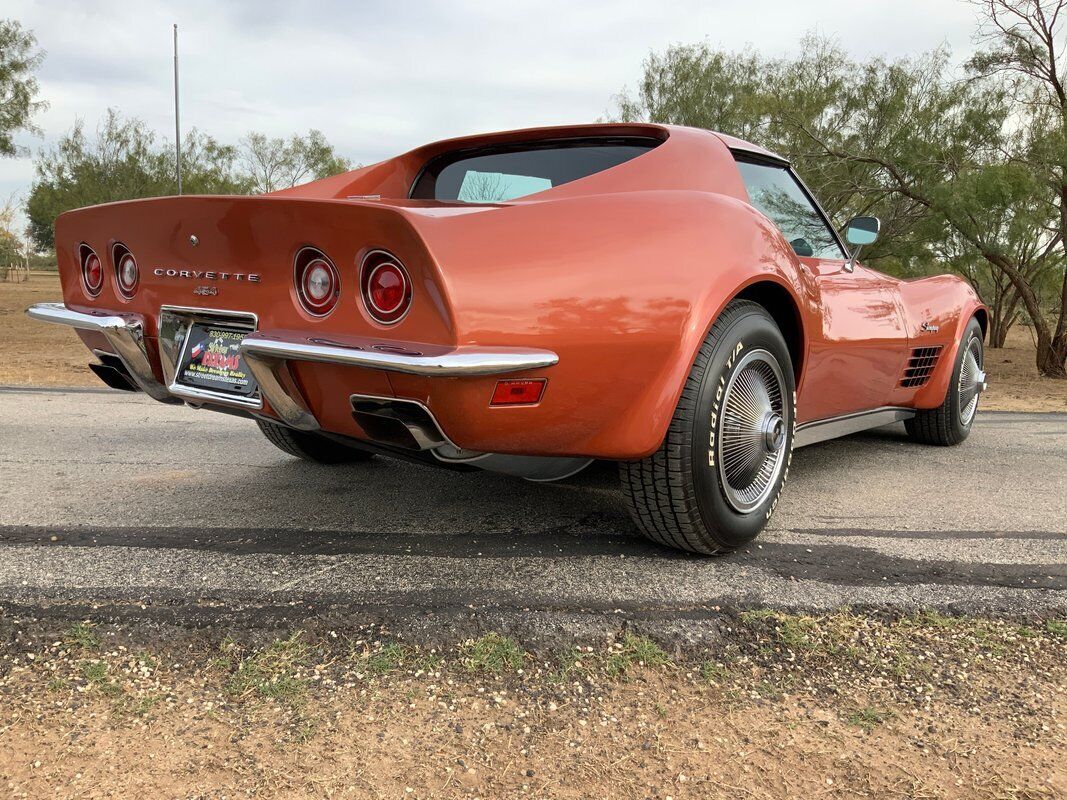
[620,300,776,555]
[256,419,374,464]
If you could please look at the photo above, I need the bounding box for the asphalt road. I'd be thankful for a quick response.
[0,386,1064,645]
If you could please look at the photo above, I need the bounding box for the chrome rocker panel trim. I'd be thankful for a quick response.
[25,303,177,403]
[794,406,916,448]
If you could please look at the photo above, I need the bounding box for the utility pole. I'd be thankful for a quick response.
[173,23,182,195]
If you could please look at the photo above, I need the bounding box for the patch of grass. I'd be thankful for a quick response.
[210,637,239,672]
[776,616,818,651]
[225,633,311,702]
[461,634,524,674]
[121,693,160,717]
[364,643,406,675]
[65,622,100,650]
[1045,620,1067,639]
[134,651,158,671]
[81,660,122,697]
[47,677,69,693]
[740,611,818,652]
[604,634,670,678]
[740,609,778,623]
[700,661,730,683]
[359,643,442,676]
[847,707,892,733]
[81,660,108,682]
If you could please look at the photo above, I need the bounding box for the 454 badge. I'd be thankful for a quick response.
[177,324,258,397]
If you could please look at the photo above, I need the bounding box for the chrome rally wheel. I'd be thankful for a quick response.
[717,350,788,513]
[905,316,986,446]
[620,299,796,554]
[957,334,986,426]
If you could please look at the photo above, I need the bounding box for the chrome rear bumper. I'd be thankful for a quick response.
[26,303,178,403]
[26,302,558,432]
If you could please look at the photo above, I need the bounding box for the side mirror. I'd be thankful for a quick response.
[843,216,880,272]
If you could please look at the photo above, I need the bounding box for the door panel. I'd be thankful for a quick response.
[729,156,909,422]
[798,260,909,422]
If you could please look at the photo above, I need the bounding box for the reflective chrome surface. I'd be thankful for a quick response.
[958,335,984,426]
[717,349,789,513]
[239,335,559,377]
[25,302,175,403]
[794,406,915,448]
[158,306,262,412]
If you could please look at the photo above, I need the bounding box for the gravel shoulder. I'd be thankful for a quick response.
[1,611,1063,800]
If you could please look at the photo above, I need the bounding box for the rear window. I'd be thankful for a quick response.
[410,138,660,203]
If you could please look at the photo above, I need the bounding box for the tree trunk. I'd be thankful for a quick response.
[989,314,1011,348]
[983,250,1066,378]
[1036,333,1067,378]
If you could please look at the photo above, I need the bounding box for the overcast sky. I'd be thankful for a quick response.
[2,0,981,225]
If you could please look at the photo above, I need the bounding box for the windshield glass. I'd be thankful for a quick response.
[411,138,660,203]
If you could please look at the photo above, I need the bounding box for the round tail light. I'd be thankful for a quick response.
[113,244,139,297]
[80,245,103,297]
[361,251,411,324]
[294,248,339,316]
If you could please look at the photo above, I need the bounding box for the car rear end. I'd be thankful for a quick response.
[35,192,564,462]
[29,123,728,475]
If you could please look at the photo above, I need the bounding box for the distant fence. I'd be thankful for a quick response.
[1,266,57,283]
[2,265,32,283]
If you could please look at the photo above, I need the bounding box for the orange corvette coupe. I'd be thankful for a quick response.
[29,123,988,554]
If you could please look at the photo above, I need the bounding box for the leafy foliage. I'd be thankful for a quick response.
[614,3,1067,375]
[240,129,351,194]
[26,110,351,250]
[0,18,46,158]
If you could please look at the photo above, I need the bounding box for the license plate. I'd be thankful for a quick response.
[176,323,258,397]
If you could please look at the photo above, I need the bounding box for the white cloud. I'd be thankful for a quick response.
[0,0,979,231]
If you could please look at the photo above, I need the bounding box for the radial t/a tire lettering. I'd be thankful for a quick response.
[620,299,797,554]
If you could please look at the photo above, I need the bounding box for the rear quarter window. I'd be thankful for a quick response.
[410,138,660,203]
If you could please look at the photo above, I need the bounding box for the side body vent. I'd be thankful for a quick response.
[901,345,943,388]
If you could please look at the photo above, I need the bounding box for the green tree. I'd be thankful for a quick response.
[614,20,1066,376]
[26,110,254,250]
[239,129,351,194]
[614,38,950,276]
[0,197,25,265]
[965,0,1067,371]
[0,18,46,158]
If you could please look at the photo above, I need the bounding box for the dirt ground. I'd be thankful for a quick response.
[0,612,1063,799]
[1,273,1064,410]
[0,275,97,387]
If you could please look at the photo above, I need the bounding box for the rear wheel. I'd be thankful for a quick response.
[256,419,375,464]
[905,317,986,446]
[620,300,796,554]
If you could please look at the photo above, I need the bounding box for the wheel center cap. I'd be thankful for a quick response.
[761,412,785,453]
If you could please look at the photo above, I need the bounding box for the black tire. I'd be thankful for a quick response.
[256,419,375,464]
[620,300,796,554]
[905,317,985,446]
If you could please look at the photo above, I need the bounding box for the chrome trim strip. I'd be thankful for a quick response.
[244,353,318,430]
[240,335,559,377]
[26,302,176,403]
[794,406,915,449]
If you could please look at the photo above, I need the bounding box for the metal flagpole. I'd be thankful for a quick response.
[173,23,182,195]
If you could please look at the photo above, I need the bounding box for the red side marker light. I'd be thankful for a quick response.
[490,379,546,406]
